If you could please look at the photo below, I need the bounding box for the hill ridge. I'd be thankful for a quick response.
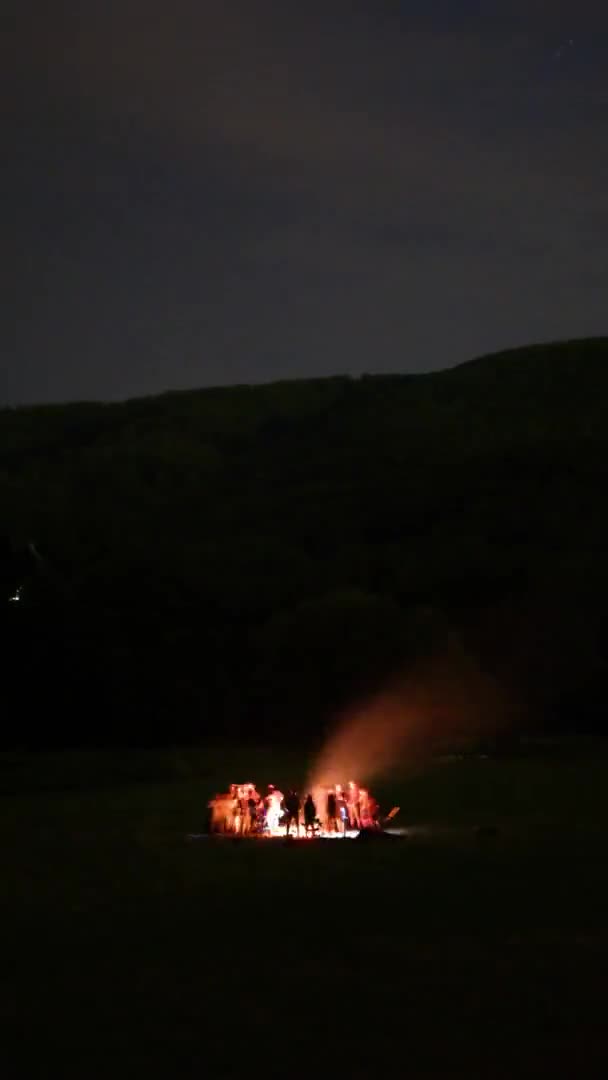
[2,335,608,747]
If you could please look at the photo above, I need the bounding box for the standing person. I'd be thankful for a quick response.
[247,786,258,833]
[239,786,252,835]
[335,784,348,833]
[206,795,219,833]
[303,794,317,836]
[256,793,266,832]
[368,793,381,829]
[233,785,245,834]
[266,785,284,832]
[326,787,338,833]
[265,785,275,830]
[359,788,372,829]
[211,794,232,833]
[283,790,301,837]
[347,781,361,830]
[225,785,238,833]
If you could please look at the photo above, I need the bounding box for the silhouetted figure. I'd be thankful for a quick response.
[326,789,338,832]
[283,790,301,837]
[303,794,317,836]
[206,796,218,833]
[247,793,258,832]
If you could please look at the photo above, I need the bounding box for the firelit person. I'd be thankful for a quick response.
[335,784,348,831]
[347,781,361,829]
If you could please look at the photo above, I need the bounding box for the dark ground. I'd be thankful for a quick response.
[2,742,608,1078]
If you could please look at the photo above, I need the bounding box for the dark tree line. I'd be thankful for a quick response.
[2,337,608,748]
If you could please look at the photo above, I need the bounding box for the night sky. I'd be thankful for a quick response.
[4,1,607,405]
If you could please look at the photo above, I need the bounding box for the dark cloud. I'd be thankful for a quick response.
[3,2,607,403]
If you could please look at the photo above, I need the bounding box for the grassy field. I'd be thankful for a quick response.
[2,742,608,1078]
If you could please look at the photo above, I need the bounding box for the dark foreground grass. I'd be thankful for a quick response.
[2,743,608,1078]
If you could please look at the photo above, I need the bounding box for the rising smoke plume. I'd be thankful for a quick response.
[307,634,511,797]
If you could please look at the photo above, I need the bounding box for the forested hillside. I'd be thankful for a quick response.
[2,337,608,747]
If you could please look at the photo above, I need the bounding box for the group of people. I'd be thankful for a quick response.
[207,780,380,837]
[315,782,381,833]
